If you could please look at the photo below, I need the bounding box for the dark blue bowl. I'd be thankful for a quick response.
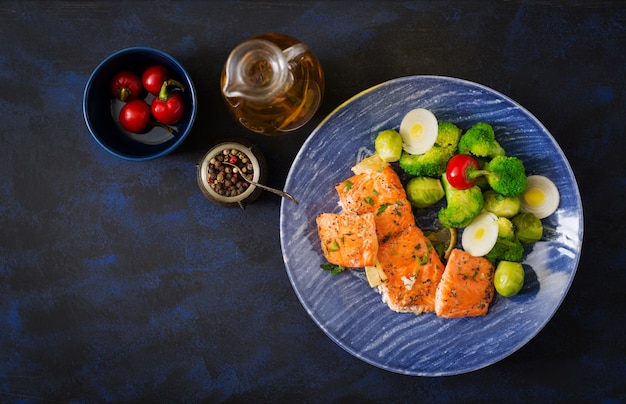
[83,47,197,161]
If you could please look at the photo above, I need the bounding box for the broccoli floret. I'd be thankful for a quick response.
[484,237,524,265]
[438,174,484,228]
[398,148,450,178]
[435,122,463,147]
[398,122,462,177]
[479,156,527,197]
[458,122,506,158]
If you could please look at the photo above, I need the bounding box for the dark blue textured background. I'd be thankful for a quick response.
[0,1,624,402]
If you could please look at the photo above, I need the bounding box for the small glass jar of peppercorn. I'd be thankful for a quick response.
[196,139,267,208]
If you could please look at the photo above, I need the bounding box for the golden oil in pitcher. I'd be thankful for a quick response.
[221,33,324,136]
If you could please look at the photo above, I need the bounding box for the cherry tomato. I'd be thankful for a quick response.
[110,70,143,102]
[119,99,151,133]
[152,93,184,125]
[446,154,480,189]
[142,65,170,95]
[151,81,185,125]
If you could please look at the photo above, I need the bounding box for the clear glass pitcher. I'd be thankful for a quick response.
[221,33,324,136]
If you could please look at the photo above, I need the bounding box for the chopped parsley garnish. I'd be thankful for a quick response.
[328,240,340,252]
[364,196,375,206]
[377,203,391,215]
[320,264,345,274]
[344,180,353,190]
[435,243,445,258]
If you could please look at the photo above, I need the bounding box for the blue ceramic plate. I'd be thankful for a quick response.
[279,76,583,376]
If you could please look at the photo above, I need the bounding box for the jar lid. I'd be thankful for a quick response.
[197,139,267,208]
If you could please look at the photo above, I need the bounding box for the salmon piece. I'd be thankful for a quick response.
[335,166,414,241]
[435,249,496,318]
[316,212,378,268]
[377,225,445,314]
[369,200,414,244]
[334,165,445,313]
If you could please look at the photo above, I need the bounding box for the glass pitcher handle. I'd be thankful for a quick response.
[282,43,309,63]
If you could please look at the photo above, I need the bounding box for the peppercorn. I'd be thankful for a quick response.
[207,147,254,197]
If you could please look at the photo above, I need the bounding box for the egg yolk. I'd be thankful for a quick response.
[409,123,424,139]
[524,187,545,206]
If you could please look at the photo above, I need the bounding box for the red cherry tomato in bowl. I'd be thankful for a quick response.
[110,70,143,102]
[446,154,480,189]
[151,81,185,125]
[152,92,184,125]
[142,65,170,95]
[119,99,151,133]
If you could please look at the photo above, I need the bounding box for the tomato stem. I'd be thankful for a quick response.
[158,79,186,101]
[118,87,132,102]
[150,119,175,134]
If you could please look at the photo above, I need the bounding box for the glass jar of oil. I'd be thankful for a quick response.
[221,33,324,136]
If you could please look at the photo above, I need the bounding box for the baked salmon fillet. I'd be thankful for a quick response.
[334,166,414,242]
[377,225,445,314]
[435,248,496,318]
[333,165,445,314]
[316,212,378,268]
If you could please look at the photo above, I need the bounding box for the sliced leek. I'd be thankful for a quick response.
[520,175,560,219]
[462,211,499,257]
[399,108,438,155]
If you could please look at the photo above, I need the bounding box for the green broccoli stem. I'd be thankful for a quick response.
[466,167,499,182]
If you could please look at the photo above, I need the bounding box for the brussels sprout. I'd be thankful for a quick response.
[483,190,521,218]
[495,216,515,240]
[494,261,525,297]
[375,129,403,162]
[406,177,445,208]
[512,212,543,243]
